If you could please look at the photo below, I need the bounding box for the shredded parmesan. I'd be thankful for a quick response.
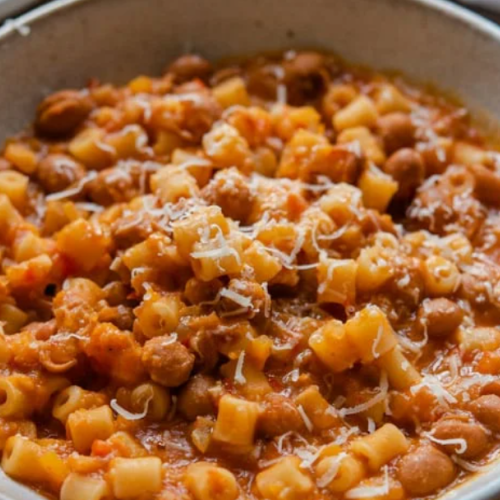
[220,288,252,309]
[316,453,348,488]
[367,418,376,434]
[372,326,383,359]
[425,433,467,454]
[339,372,388,417]
[234,351,246,385]
[410,375,457,406]
[345,466,390,499]
[452,455,485,472]
[297,405,314,432]
[110,396,152,421]
[46,171,98,201]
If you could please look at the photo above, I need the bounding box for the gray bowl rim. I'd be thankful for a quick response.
[0,0,500,500]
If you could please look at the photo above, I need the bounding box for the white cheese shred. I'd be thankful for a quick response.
[297,404,314,432]
[425,433,467,454]
[339,372,388,417]
[345,466,390,499]
[110,396,152,421]
[234,351,247,385]
[316,453,347,488]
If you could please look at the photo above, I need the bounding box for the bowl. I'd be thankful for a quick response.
[0,0,500,499]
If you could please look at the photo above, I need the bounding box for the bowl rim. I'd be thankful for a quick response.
[1,1,500,500]
[1,0,500,47]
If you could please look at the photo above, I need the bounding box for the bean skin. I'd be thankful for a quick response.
[397,445,456,496]
[431,419,489,458]
[470,395,500,433]
[417,298,463,338]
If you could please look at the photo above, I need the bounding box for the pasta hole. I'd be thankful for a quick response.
[0,389,7,406]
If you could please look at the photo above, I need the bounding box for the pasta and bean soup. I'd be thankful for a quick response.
[0,50,500,500]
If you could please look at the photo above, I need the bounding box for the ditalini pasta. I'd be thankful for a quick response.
[0,50,499,500]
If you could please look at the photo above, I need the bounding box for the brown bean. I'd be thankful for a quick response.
[283,51,332,104]
[37,154,85,194]
[431,419,489,458]
[142,338,195,387]
[166,55,212,83]
[201,167,255,223]
[417,298,463,338]
[470,395,500,432]
[377,112,415,154]
[467,163,500,207]
[383,148,425,200]
[257,393,304,437]
[177,375,216,421]
[35,90,93,137]
[397,445,456,496]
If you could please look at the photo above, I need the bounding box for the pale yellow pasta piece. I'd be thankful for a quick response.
[0,170,29,209]
[373,84,412,114]
[131,382,170,421]
[334,95,378,131]
[150,165,199,204]
[0,375,34,418]
[105,124,148,159]
[309,320,358,373]
[61,473,110,500]
[317,258,357,306]
[109,457,162,499]
[212,394,260,446]
[356,246,394,293]
[69,128,114,169]
[453,141,489,166]
[422,255,460,296]
[66,405,115,453]
[350,423,409,471]
[358,165,398,212]
[294,386,339,430]
[315,453,366,493]
[256,456,314,500]
[1,436,46,484]
[458,326,500,352]
[243,241,283,283]
[52,386,107,424]
[345,305,398,364]
[337,126,386,165]
[184,462,239,500]
[377,346,421,389]
[172,205,230,260]
[202,123,252,171]
[134,291,184,337]
[190,233,244,281]
[213,77,251,108]
[4,143,38,174]
[0,303,28,334]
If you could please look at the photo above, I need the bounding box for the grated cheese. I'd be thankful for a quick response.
[425,433,467,454]
[371,326,383,359]
[219,287,252,309]
[316,453,347,488]
[452,455,485,472]
[297,405,314,432]
[345,466,390,499]
[410,375,457,406]
[110,396,152,421]
[234,351,247,385]
[367,418,376,434]
[339,372,388,417]
[46,171,98,201]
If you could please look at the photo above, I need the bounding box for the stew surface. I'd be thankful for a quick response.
[0,50,500,500]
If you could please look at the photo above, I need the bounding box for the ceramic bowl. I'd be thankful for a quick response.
[0,0,500,498]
